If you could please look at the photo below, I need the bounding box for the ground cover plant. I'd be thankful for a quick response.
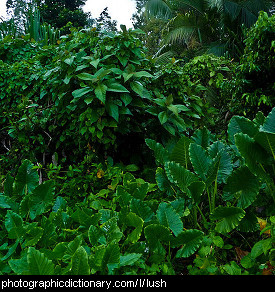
[0,5,274,275]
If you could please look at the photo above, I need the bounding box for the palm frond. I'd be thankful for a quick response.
[154,49,175,65]
[145,0,173,19]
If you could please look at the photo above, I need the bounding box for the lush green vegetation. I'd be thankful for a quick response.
[0,1,274,275]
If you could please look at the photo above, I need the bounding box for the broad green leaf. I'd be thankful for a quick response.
[15,160,39,195]
[206,149,232,186]
[170,136,191,168]
[101,218,123,243]
[158,111,168,124]
[88,225,106,246]
[187,181,205,204]
[1,239,19,262]
[145,139,169,165]
[144,224,172,250]
[211,206,245,234]
[125,212,144,244]
[130,198,154,222]
[165,161,198,191]
[106,81,129,93]
[235,133,271,179]
[133,71,153,78]
[189,143,211,181]
[156,202,183,236]
[216,149,233,183]
[27,247,55,275]
[8,254,28,274]
[251,238,272,259]
[228,115,258,143]
[117,55,128,67]
[106,101,119,122]
[155,167,175,196]
[236,210,259,232]
[173,229,204,258]
[72,87,92,99]
[116,185,132,208]
[192,127,212,148]
[64,56,75,66]
[130,81,150,98]
[120,93,132,106]
[0,195,17,210]
[224,166,261,209]
[67,235,82,257]
[223,261,242,275]
[29,180,55,220]
[255,132,275,161]
[5,210,25,239]
[76,72,95,81]
[260,107,275,133]
[90,59,100,69]
[24,226,43,247]
[4,173,14,197]
[94,68,111,79]
[95,83,107,104]
[119,253,142,267]
[101,242,120,272]
[71,246,90,275]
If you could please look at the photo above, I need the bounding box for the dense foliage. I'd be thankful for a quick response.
[0,6,274,275]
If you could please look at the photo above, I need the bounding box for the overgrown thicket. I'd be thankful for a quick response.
[0,11,274,275]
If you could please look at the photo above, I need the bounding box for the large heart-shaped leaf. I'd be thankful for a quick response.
[211,206,245,234]
[156,202,183,236]
[173,229,204,258]
[224,166,261,209]
[27,247,55,275]
[15,160,39,196]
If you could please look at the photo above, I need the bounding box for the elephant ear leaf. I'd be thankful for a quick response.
[224,166,261,209]
[27,247,55,275]
[260,107,275,133]
[146,139,169,165]
[211,206,245,234]
[228,116,258,144]
[255,107,275,161]
[165,161,197,191]
[189,143,211,181]
[15,160,39,196]
[172,229,204,258]
[156,202,183,236]
[170,136,191,168]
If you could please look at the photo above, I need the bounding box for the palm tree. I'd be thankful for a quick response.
[144,0,274,60]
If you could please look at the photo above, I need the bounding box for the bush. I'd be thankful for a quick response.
[236,12,275,115]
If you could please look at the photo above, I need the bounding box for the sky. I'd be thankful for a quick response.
[0,0,137,28]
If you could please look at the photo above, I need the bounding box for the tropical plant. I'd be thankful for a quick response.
[146,106,275,274]
[144,0,274,60]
